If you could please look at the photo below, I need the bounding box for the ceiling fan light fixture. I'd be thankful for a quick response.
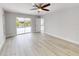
[38,8,42,12]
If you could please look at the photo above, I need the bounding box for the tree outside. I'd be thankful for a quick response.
[16,20,31,28]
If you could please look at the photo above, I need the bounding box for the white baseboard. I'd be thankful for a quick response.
[6,34,17,39]
[45,32,79,45]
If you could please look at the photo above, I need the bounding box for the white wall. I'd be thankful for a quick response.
[5,11,37,37]
[36,16,41,32]
[0,8,5,51]
[43,6,79,44]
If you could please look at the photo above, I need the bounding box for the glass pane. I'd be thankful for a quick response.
[16,17,31,35]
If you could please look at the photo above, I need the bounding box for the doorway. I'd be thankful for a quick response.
[16,17,31,35]
[41,18,44,33]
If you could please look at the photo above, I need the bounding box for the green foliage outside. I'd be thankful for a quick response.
[16,20,31,27]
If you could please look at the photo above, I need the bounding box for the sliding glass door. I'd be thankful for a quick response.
[16,17,31,35]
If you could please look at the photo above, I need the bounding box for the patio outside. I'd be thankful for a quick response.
[16,17,31,35]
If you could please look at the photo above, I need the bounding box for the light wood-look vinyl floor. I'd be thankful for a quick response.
[0,33,79,56]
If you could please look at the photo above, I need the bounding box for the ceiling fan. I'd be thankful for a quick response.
[30,3,51,12]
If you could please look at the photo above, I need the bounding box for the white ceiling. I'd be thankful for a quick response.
[0,3,79,15]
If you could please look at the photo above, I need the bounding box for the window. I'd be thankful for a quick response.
[41,18,44,33]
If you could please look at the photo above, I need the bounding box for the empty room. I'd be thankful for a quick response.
[0,3,79,56]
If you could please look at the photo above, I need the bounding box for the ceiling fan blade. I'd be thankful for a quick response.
[39,3,44,7]
[30,8,38,10]
[42,3,50,8]
[42,9,49,11]
[35,4,39,8]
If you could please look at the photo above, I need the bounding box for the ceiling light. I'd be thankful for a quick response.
[38,8,42,12]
